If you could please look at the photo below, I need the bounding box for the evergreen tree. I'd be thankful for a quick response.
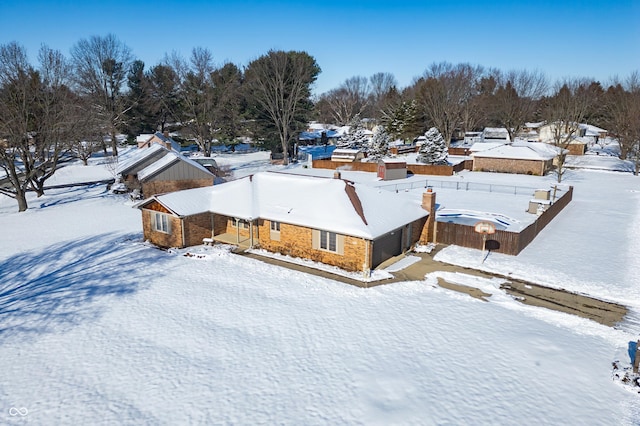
[367,126,390,161]
[382,99,420,142]
[418,127,449,165]
[337,116,369,148]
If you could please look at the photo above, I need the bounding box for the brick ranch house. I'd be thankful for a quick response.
[136,172,438,273]
[117,144,215,198]
[471,142,563,176]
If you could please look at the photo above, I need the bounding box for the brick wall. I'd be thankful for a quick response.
[473,157,552,176]
[256,219,368,272]
[313,159,460,176]
[183,212,213,247]
[141,209,183,248]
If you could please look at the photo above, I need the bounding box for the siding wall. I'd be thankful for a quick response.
[142,178,213,198]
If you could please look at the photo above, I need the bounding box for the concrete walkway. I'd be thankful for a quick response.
[238,246,627,327]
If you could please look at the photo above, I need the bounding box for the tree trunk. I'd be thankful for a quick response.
[111,129,118,156]
[16,189,28,212]
[281,134,289,166]
[556,155,565,183]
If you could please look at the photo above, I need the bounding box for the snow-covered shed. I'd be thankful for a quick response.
[331,148,365,162]
[136,172,435,272]
[471,142,561,176]
[377,160,407,181]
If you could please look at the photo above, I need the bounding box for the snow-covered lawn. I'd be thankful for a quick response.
[1,154,639,424]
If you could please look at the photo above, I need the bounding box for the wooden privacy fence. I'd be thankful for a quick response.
[312,159,470,176]
[436,186,573,255]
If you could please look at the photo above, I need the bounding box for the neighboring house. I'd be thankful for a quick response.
[136,172,436,273]
[518,122,544,141]
[117,144,214,197]
[136,151,215,197]
[482,127,511,142]
[298,130,340,145]
[471,142,562,176]
[137,131,182,152]
[118,144,169,184]
[579,123,607,140]
[538,122,592,155]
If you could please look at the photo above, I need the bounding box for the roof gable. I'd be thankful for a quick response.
[137,151,215,182]
[117,144,168,175]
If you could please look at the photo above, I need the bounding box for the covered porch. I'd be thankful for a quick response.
[211,214,259,251]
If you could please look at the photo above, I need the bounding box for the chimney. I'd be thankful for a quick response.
[420,189,437,243]
[333,169,342,179]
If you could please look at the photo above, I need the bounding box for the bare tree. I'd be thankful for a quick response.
[0,43,74,211]
[603,72,640,174]
[71,34,133,156]
[319,75,370,125]
[368,72,398,121]
[244,50,320,164]
[541,78,598,182]
[414,62,481,146]
[491,69,548,141]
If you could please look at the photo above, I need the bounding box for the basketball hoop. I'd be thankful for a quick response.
[474,221,496,235]
[475,221,496,261]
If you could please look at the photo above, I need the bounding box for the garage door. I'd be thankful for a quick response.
[372,229,403,269]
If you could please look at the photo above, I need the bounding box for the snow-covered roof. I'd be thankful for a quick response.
[299,130,340,141]
[524,122,544,129]
[332,148,362,154]
[469,141,509,152]
[136,133,154,143]
[143,172,429,239]
[471,142,560,161]
[153,132,182,152]
[136,151,214,181]
[579,123,607,134]
[117,143,168,175]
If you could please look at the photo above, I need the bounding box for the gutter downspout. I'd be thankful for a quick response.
[249,219,254,248]
[180,216,186,247]
[363,237,370,284]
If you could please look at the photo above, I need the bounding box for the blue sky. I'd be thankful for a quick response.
[1,0,638,95]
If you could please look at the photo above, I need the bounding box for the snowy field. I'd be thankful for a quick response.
[1,150,639,424]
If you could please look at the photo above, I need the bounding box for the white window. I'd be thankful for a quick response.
[230,218,249,229]
[153,212,170,233]
[320,230,337,252]
[270,221,280,232]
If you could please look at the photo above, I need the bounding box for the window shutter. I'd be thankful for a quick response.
[337,234,344,255]
[312,229,319,249]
